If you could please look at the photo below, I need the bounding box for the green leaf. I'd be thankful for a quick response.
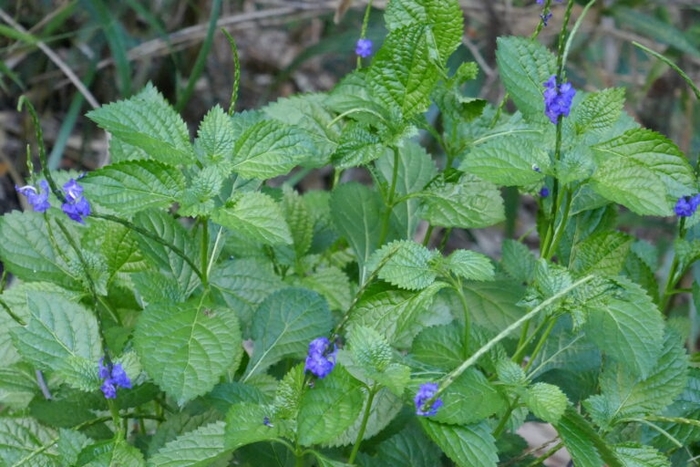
[297,365,364,446]
[280,188,313,260]
[348,282,449,348]
[148,421,230,467]
[224,403,289,450]
[420,174,505,229]
[524,382,568,424]
[212,192,292,246]
[461,280,525,333]
[555,407,622,467]
[367,240,438,291]
[442,249,494,282]
[273,364,306,420]
[230,119,315,179]
[209,257,285,331]
[583,277,665,379]
[77,439,146,466]
[10,292,101,380]
[420,419,498,467]
[411,324,466,372]
[348,325,393,373]
[384,0,463,63]
[0,364,38,409]
[584,329,688,430]
[501,239,537,283]
[367,25,440,118]
[82,160,185,215]
[570,88,626,137]
[431,369,506,425]
[147,410,222,456]
[330,183,383,283]
[134,300,242,405]
[0,212,82,290]
[91,223,146,276]
[244,288,332,379]
[298,266,352,312]
[0,418,59,466]
[569,231,633,276]
[332,123,390,169]
[178,165,226,217]
[369,422,442,467]
[591,128,695,216]
[459,136,548,186]
[496,36,557,123]
[611,444,670,467]
[195,105,236,164]
[87,83,194,164]
[57,428,90,467]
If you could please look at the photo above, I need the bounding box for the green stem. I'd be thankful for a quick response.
[347,384,378,464]
[356,0,374,69]
[450,276,471,349]
[661,217,686,314]
[523,441,564,467]
[200,219,209,287]
[492,396,520,439]
[523,318,557,373]
[221,29,241,116]
[424,275,594,407]
[378,147,400,246]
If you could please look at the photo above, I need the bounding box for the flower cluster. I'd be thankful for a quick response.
[674,194,700,217]
[16,180,51,213]
[98,358,132,399]
[15,178,91,223]
[355,38,373,58]
[543,75,576,124]
[304,337,337,378]
[414,382,443,416]
[61,179,91,223]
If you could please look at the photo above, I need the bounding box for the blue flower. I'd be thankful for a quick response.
[674,194,700,217]
[539,187,550,198]
[414,382,443,416]
[541,11,553,25]
[98,358,131,399]
[61,179,91,223]
[16,180,51,213]
[355,38,373,58]
[543,75,576,124]
[304,337,337,379]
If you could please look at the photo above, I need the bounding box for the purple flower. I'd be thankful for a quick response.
[304,337,337,379]
[16,180,51,213]
[355,38,373,58]
[61,179,91,223]
[414,382,443,416]
[674,194,700,217]
[543,75,576,124]
[539,187,550,198]
[541,11,553,25]
[98,358,131,399]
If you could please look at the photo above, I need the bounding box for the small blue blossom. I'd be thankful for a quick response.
[98,358,131,399]
[541,11,553,26]
[414,382,443,416]
[543,75,576,124]
[61,179,91,223]
[16,180,51,213]
[539,187,550,198]
[674,194,700,217]
[355,38,373,58]
[304,337,337,379]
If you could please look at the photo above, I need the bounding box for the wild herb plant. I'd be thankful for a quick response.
[2,0,699,465]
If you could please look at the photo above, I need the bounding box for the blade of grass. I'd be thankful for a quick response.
[81,0,132,96]
[633,41,700,101]
[175,0,222,112]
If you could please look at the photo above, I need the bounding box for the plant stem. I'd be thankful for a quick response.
[200,218,209,286]
[347,384,377,464]
[378,147,400,246]
[523,318,557,373]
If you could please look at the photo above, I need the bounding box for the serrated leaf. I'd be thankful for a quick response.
[571,88,626,136]
[555,407,621,467]
[524,382,568,424]
[212,192,292,246]
[411,324,466,371]
[0,417,59,466]
[420,174,505,229]
[368,25,439,117]
[384,0,463,63]
[348,325,393,373]
[460,136,548,186]
[297,365,364,446]
[348,282,449,348]
[611,444,670,467]
[133,210,200,296]
[330,183,383,283]
[420,419,498,467]
[591,128,695,216]
[584,329,688,430]
[461,280,525,333]
[82,160,185,215]
[77,439,146,467]
[443,249,494,281]
[178,165,225,217]
[87,83,194,164]
[148,421,229,467]
[273,364,306,420]
[371,422,442,467]
[57,428,90,467]
[583,277,664,379]
[501,239,537,283]
[431,368,505,425]
[332,123,390,169]
[0,212,82,290]
[10,292,101,380]
[134,300,242,405]
[298,266,352,312]
[92,223,146,276]
[195,105,236,164]
[230,119,315,179]
[570,231,633,276]
[147,410,222,456]
[496,37,557,123]
[244,288,332,379]
[0,364,38,409]
[367,240,438,291]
